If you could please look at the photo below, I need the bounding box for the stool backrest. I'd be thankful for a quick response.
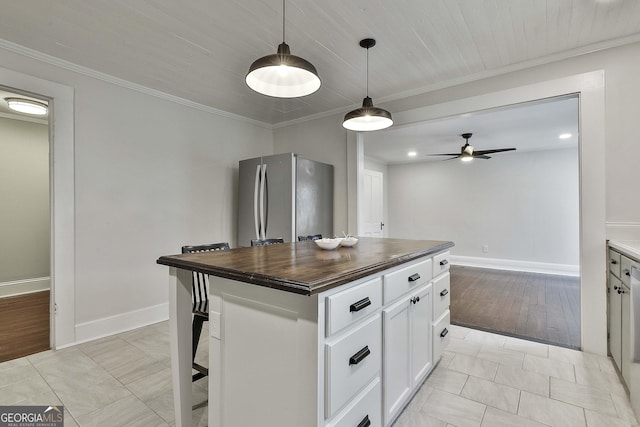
[181,242,230,313]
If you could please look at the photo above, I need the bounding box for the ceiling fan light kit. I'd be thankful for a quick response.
[426,133,516,161]
[246,0,321,98]
[342,38,393,132]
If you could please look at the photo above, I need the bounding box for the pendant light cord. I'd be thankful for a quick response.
[366,46,369,97]
[282,0,286,43]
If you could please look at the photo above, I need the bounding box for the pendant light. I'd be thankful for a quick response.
[343,38,393,132]
[246,0,321,98]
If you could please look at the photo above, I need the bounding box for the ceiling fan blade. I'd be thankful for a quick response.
[426,153,461,156]
[444,156,460,161]
[474,148,516,155]
[473,155,491,159]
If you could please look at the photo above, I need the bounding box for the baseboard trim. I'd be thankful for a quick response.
[0,277,50,298]
[606,222,640,241]
[72,303,169,347]
[450,255,579,277]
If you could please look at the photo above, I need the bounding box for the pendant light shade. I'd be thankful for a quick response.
[246,1,320,98]
[343,39,393,132]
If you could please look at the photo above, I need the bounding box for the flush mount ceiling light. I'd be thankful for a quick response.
[343,38,393,132]
[245,0,320,98]
[5,97,48,116]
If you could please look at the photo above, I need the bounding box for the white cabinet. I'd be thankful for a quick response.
[383,284,433,426]
[411,285,433,385]
[207,249,451,427]
[431,253,451,364]
[382,296,411,423]
[610,272,623,370]
[608,247,633,385]
[325,314,382,418]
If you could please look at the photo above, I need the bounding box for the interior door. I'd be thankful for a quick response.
[362,169,384,237]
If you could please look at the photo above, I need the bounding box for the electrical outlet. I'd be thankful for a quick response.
[482,245,489,253]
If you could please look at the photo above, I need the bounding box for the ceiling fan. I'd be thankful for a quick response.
[427,133,516,161]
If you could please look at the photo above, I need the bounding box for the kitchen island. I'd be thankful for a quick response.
[157,237,454,427]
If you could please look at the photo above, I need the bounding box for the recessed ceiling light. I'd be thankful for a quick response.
[559,133,572,139]
[408,151,417,157]
[5,97,48,116]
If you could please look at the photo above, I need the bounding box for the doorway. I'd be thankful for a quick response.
[0,87,51,361]
[349,70,606,354]
[361,96,581,348]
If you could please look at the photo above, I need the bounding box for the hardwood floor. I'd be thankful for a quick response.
[450,265,581,349]
[0,290,50,362]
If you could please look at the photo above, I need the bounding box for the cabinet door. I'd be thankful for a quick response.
[610,274,622,370]
[411,285,432,385]
[622,283,631,384]
[383,298,411,425]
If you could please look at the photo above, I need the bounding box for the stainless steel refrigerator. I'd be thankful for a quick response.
[237,153,334,246]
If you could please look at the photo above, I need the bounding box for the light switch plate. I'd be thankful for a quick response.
[210,311,221,339]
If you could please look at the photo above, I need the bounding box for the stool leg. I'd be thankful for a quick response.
[192,315,205,362]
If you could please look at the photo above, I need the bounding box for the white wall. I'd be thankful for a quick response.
[387,148,579,273]
[0,117,49,283]
[380,42,640,232]
[0,45,273,343]
[273,114,348,236]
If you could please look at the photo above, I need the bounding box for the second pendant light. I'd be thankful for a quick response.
[343,38,393,132]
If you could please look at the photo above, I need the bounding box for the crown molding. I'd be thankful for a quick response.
[275,34,640,129]
[0,39,272,129]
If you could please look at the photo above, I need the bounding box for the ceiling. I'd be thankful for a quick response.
[1,1,640,127]
[364,95,579,164]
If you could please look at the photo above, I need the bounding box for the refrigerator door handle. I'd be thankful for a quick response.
[259,164,267,240]
[253,164,261,240]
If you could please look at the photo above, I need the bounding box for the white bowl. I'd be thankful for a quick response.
[340,237,359,247]
[314,238,342,250]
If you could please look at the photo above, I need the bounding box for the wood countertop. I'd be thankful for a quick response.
[157,237,454,295]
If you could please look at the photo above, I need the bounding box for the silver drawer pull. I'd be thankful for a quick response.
[440,259,449,266]
[440,289,449,297]
[611,259,618,265]
[350,297,371,312]
[408,273,420,282]
[440,328,449,338]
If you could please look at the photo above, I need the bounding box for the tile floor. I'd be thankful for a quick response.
[0,321,637,426]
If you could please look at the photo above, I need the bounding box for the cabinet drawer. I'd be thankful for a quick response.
[610,249,621,279]
[383,259,432,305]
[622,255,632,287]
[433,251,451,277]
[326,314,382,418]
[326,378,381,427]
[326,278,382,336]
[432,272,450,320]
[433,310,451,363]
